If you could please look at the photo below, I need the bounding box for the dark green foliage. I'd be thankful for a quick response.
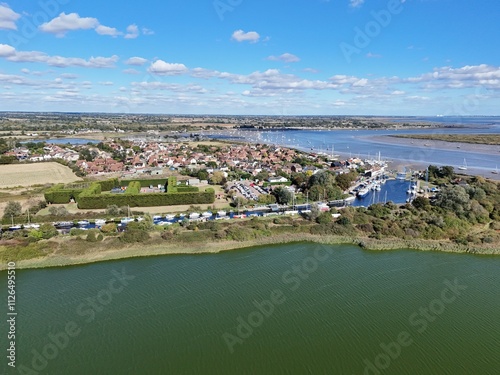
[176,186,199,193]
[316,212,333,224]
[120,223,150,243]
[44,184,84,204]
[44,179,117,204]
[412,196,431,210]
[40,223,58,239]
[272,186,293,204]
[337,216,351,226]
[78,188,215,209]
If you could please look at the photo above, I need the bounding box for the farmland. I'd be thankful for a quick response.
[0,162,82,188]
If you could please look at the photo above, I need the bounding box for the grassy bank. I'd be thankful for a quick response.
[1,230,498,271]
[391,134,500,145]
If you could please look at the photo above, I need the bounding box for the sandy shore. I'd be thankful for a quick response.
[372,135,500,156]
[366,135,500,180]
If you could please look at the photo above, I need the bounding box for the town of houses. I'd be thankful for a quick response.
[6,139,387,185]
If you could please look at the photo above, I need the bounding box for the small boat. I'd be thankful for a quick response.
[458,158,467,171]
[153,215,162,220]
[375,184,381,191]
[202,211,213,218]
[24,223,40,229]
[78,220,90,226]
[233,214,246,219]
[217,210,227,217]
[396,172,406,180]
[165,214,176,220]
[120,217,134,224]
[189,212,200,219]
[55,221,73,228]
[95,219,106,226]
[9,225,22,231]
[357,187,370,198]
[492,166,499,174]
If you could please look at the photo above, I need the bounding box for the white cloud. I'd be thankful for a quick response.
[125,24,139,39]
[142,28,154,35]
[98,81,114,86]
[366,52,382,58]
[95,25,122,37]
[0,43,16,57]
[125,57,148,66]
[349,0,365,8]
[231,29,260,43]
[39,13,99,37]
[39,13,144,39]
[123,68,141,75]
[148,60,188,75]
[406,64,500,90]
[0,4,20,30]
[0,44,119,68]
[267,53,300,63]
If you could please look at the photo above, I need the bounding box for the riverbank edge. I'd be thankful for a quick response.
[2,233,498,271]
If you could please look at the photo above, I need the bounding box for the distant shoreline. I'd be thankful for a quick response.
[368,135,500,157]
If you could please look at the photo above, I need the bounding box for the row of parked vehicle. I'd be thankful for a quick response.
[233,183,259,201]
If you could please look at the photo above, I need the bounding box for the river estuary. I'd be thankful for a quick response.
[2,243,499,374]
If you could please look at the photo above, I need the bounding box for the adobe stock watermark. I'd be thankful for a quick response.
[7,0,70,48]
[222,244,334,353]
[340,0,405,63]
[213,0,242,21]
[359,278,467,375]
[17,268,135,375]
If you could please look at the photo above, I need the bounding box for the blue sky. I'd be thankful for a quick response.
[0,0,499,115]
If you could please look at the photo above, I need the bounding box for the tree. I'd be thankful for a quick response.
[272,187,292,204]
[258,194,276,204]
[439,166,455,179]
[335,171,358,191]
[209,171,226,185]
[308,203,320,222]
[232,196,248,208]
[308,171,334,188]
[412,196,431,211]
[316,211,332,224]
[197,169,209,181]
[3,201,22,219]
[255,171,269,182]
[40,223,58,239]
[435,185,471,216]
[106,205,120,216]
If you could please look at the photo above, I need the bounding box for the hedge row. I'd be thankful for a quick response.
[77,188,215,209]
[79,182,102,197]
[120,178,167,188]
[99,178,119,191]
[177,186,199,193]
[125,181,142,195]
[44,179,118,204]
[44,184,84,204]
[167,176,177,193]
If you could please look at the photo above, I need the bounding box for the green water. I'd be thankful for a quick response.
[2,243,500,374]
